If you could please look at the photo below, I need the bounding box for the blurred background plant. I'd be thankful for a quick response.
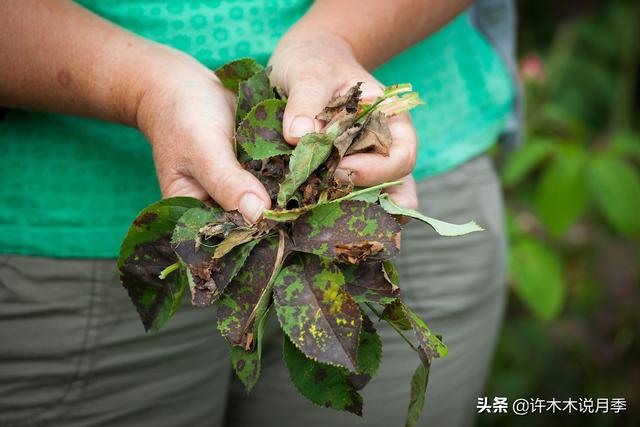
[480,0,640,425]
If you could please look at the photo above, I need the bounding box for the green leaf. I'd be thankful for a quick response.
[509,237,566,320]
[379,194,483,237]
[229,305,272,393]
[217,237,282,348]
[502,138,555,188]
[536,148,588,237]
[608,131,640,163]
[214,58,263,93]
[273,255,362,371]
[118,197,204,331]
[588,155,640,237]
[282,313,381,416]
[277,132,334,206]
[405,363,430,427]
[236,71,276,124]
[342,261,400,304]
[291,200,402,262]
[401,302,448,364]
[235,99,292,160]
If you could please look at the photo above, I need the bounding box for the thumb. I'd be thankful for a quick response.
[282,74,335,143]
[186,143,272,223]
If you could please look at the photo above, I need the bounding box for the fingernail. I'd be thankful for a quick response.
[289,116,316,138]
[334,168,352,183]
[238,193,265,223]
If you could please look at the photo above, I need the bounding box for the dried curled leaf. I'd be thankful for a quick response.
[346,111,392,156]
[273,254,362,372]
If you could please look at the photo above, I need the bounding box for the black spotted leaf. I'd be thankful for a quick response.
[229,305,272,393]
[405,362,430,427]
[277,132,334,206]
[172,206,256,306]
[214,57,263,93]
[118,197,204,331]
[217,237,282,348]
[235,99,292,160]
[282,313,381,416]
[291,200,401,263]
[236,71,276,124]
[273,254,362,371]
[402,302,448,365]
[379,194,483,236]
[342,260,400,304]
[380,299,412,330]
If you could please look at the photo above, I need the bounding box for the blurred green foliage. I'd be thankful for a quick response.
[481,0,640,425]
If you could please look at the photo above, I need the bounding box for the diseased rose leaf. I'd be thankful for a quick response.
[217,237,282,348]
[273,255,362,371]
[379,194,484,236]
[316,82,362,123]
[346,111,392,157]
[401,302,448,364]
[405,362,430,427]
[214,57,263,93]
[291,200,401,262]
[277,132,335,207]
[236,99,292,160]
[118,197,204,331]
[171,206,235,306]
[213,228,259,259]
[380,299,412,330]
[229,305,272,393]
[282,313,380,416]
[342,261,400,304]
[243,156,289,202]
[236,71,276,124]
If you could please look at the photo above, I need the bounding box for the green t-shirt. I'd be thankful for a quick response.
[0,1,514,258]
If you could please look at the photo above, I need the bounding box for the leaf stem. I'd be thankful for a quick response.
[158,261,181,280]
[364,302,419,353]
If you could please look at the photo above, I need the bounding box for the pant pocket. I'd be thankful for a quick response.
[0,256,100,426]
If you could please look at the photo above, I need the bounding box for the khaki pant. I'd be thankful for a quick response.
[0,156,507,427]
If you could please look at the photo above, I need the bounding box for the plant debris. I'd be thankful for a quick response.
[117,58,483,426]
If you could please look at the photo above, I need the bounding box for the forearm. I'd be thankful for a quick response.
[290,0,473,70]
[0,0,184,126]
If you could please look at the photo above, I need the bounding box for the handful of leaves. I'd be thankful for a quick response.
[117,58,482,425]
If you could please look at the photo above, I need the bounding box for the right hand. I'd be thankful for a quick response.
[133,47,271,223]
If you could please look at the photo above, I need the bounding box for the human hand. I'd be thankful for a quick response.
[134,48,272,222]
[269,32,419,209]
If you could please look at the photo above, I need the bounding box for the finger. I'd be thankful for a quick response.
[190,145,272,223]
[282,71,335,143]
[335,113,417,186]
[157,128,272,223]
[384,175,418,210]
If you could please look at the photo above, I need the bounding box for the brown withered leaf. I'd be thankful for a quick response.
[345,111,392,157]
[335,241,385,264]
[316,82,363,122]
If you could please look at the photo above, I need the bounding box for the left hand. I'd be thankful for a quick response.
[269,32,419,209]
